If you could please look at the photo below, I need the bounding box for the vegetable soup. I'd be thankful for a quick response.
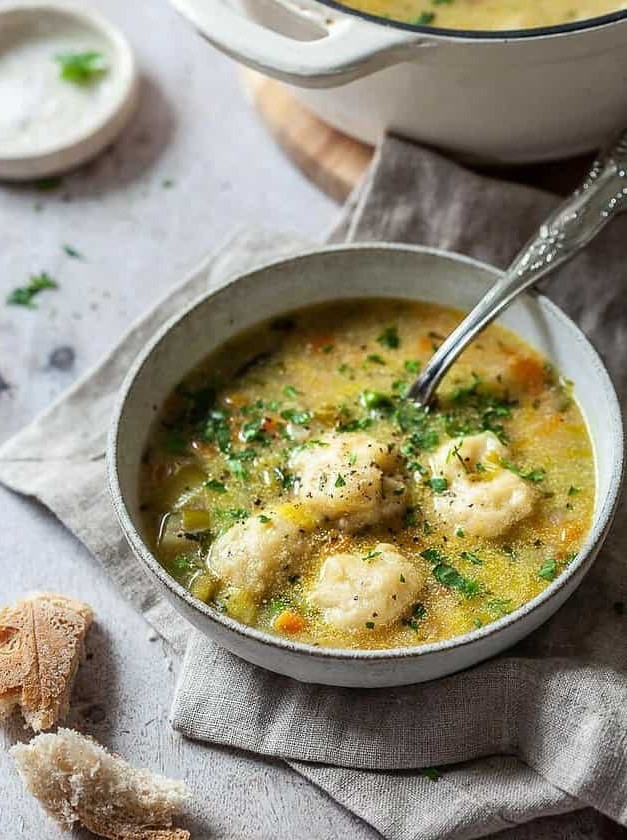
[339,0,626,29]
[140,300,594,650]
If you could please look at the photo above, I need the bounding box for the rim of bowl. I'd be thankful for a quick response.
[312,1,627,40]
[0,0,138,162]
[107,243,625,664]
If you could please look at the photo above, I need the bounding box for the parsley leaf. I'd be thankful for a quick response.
[501,459,546,483]
[433,563,479,597]
[62,244,84,259]
[55,51,109,85]
[460,550,482,565]
[377,325,400,349]
[205,479,227,493]
[7,272,58,307]
[538,559,558,581]
[428,477,448,493]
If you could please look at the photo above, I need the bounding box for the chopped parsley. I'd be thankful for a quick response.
[7,272,58,307]
[335,474,347,488]
[486,597,513,618]
[421,547,447,565]
[55,51,109,85]
[432,563,479,598]
[283,384,300,398]
[281,408,312,425]
[360,389,393,411]
[62,244,83,259]
[460,550,482,566]
[365,621,375,629]
[362,549,382,562]
[568,485,581,496]
[366,353,386,365]
[501,459,546,483]
[538,559,558,581]
[427,477,448,493]
[258,514,272,524]
[205,479,227,493]
[377,325,400,349]
[404,359,421,374]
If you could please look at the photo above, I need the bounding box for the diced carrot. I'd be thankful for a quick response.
[274,610,306,634]
[417,335,432,354]
[508,356,546,392]
[261,416,279,435]
[307,334,335,352]
[559,521,585,545]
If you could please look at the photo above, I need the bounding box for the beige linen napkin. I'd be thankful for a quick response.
[2,136,627,840]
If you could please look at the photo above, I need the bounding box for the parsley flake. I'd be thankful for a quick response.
[55,51,109,85]
[7,272,58,308]
[377,325,400,349]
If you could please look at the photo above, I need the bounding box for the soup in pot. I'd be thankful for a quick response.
[140,300,595,651]
[338,0,625,29]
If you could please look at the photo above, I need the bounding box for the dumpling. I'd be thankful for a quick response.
[289,432,407,531]
[428,432,535,538]
[310,543,426,630]
[208,511,308,599]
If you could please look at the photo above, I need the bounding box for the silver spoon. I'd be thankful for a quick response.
[408,130,627,406]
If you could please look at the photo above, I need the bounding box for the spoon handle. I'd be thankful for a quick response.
[409,129,627,406]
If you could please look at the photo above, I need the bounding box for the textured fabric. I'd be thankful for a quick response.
[2,136,627,840]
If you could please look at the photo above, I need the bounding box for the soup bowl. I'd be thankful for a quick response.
[170,0,627,162]
[108,245,623,687]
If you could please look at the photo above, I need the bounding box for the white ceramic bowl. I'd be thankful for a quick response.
[170,0,627,163]
[108,245,624,687]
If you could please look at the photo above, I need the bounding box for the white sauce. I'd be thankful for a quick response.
[0,15,120,156]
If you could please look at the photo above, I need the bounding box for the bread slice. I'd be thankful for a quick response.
[0,592,93,731]
[11,728,191,839]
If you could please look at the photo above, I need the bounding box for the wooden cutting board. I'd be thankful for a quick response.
[241,68,593,201]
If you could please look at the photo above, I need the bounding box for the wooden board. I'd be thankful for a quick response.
[242,68,593,200]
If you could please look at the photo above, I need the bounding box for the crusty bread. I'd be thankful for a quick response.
[0,592,93,731]
[11,728,191,839]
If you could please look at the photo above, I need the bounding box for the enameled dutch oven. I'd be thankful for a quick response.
[168,0,627,163]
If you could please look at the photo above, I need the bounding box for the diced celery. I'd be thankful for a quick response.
[189,570,219,603]
[181,509,212,532]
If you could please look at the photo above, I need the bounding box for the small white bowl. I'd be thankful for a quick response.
[108,245,624,687]
[0,1,138,180]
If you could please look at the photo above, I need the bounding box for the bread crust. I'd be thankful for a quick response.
[0,592,93,730]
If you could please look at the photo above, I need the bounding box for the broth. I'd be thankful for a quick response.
[338,0,625,29]
[140,300,594,650]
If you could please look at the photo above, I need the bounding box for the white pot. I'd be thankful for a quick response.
[170,0,627,163]
[108,245,623,687]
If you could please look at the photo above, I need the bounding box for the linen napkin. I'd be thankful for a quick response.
[2,135,627,840]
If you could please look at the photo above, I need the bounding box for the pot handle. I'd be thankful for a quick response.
[170,0,426,87]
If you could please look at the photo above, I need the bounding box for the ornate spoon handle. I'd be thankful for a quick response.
[408,130,627,406]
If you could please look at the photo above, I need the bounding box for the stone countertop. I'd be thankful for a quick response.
[0,1,379,837]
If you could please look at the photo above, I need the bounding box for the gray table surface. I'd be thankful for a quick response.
[0,1,381,836]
